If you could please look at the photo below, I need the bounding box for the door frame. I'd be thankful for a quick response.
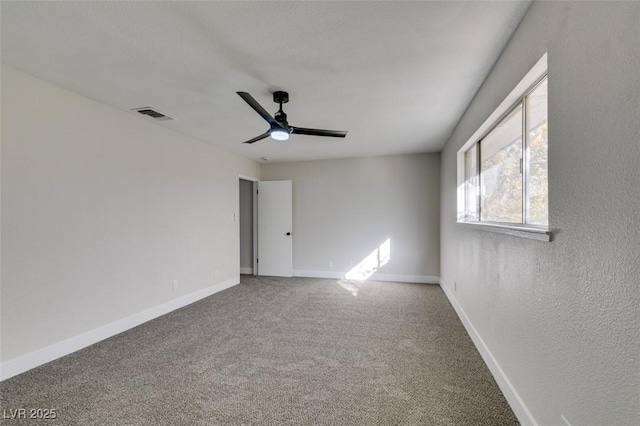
[239,175,259,275]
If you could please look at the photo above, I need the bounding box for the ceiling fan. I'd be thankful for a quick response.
[236,91,348,144]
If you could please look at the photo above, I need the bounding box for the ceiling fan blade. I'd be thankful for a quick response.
[237,92,287,130]
[290,126,348,138]
[242,131,271,144]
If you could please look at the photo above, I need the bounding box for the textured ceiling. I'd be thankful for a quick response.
[1,1,531,163]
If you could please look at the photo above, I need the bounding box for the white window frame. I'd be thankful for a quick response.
[456,54,551,241]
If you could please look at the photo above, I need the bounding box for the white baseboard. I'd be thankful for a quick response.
[293,269,343,279]
[439,279,537,426]
[240,267,254,275]
[0,276,240,382]
[293,269,439,284]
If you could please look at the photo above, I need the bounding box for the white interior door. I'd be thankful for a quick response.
[258,180,293,277]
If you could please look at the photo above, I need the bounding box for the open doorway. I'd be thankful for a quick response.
[239,177,257,275]
[239,177,293,277]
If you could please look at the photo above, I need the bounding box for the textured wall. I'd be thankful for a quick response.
[261,154,440,279]
[440,2,640,424]
[1,66,260,362]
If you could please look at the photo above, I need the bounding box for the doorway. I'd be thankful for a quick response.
[239,178,293,277]
[239,177,257,275]
[256,180,293,277]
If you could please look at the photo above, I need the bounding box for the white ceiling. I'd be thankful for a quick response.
[1,1,530,163]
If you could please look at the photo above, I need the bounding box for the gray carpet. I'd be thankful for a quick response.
[0,276,518,425]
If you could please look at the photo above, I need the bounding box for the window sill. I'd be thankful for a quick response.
[457,221,552,241]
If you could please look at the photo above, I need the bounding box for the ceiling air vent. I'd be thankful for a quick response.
[133,107,173,121]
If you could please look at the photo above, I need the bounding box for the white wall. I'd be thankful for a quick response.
[239,179,254,271]
[440,2,640,425]
[1,66,260,369]
[261,154,440,282]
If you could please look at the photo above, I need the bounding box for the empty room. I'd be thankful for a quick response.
[1,1,638,425]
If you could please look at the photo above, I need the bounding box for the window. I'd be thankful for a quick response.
[479,103,524,224]
[457,55,549,239]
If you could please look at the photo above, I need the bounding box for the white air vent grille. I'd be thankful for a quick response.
[133,107,173,121]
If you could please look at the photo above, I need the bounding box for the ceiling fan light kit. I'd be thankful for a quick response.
[237,91,347,144]
[270,129,289,141]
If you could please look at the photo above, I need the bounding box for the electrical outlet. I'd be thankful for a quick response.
[328,261,333,268]
[173,280,179,291]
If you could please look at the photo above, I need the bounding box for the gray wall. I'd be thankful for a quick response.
[262,154,440,280]
[1,66,260,363]
[440,2,640,425]
[239,179,254,270]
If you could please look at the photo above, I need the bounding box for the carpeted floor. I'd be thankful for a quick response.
[0,276,518,425]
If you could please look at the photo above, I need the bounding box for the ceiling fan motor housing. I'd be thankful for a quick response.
[274,111,289,128]
[273,91,289,129]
